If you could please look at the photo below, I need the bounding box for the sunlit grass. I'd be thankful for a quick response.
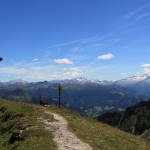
[48,106,150,150]
[0,99,57,150]
[0,99,149,150]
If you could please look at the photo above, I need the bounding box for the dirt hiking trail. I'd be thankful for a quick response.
[42,111,93,150]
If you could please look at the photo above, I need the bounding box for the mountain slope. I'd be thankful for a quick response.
[114,74,149,86]
[115,74,150,97]
[31,83,146,116]
[69,84,146,115]
[0,80,147,116]
[98,99,150,140]
[0,99,150,150]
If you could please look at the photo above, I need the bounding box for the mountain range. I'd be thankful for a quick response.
[0,74,150,116]
[1,73,150,87]
[1,73,150,86]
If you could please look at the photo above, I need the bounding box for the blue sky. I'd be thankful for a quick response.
[0,0,150,82]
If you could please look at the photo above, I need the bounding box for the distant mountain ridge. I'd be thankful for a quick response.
[6,79,29,84]
[0,78,147,116]
[1,74,150,97]
[0,74,149,116]
[0,79,29,87]
[114,74,150,86]
[1,74,150,86]
[49,77,113,85]
[114,74,150,97]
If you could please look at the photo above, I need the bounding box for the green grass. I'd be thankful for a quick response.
[0,99,57,150]
[0,99,150,150]
[47,106,150,150]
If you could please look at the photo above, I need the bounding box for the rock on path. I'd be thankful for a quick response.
[42,112,93,150]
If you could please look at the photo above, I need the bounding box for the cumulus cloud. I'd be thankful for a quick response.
[54,58,74,64]
[140,63,150,67]
[140,64,150,75]
[0,58,84,81]
[63,67,83,77]
[98,53,115,60]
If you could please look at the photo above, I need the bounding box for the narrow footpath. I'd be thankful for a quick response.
[41,112,93,150]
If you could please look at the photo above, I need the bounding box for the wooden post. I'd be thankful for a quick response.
[58,85,62,108]
[59,93,60,108]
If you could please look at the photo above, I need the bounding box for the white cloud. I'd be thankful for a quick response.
[33,58,39,61]
[140,63,150,67]
[0,59,84,81]
[143,68,150,74]
[98,53,115,60]
[141,64,150,75]
[0,67,27,75]
[63,67,83,77]
[54,58,74,64]
[64,67,81,71]
[16,71,82,81]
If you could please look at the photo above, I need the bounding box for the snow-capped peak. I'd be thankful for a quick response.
[49,77,112,85]
[60,77,113,85]
[115,74,150,86]
[5,79,29,85]
[72,77,97,83]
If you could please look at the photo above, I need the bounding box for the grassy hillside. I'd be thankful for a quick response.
[0,99,57,150]
[0,99,150,150]
[48,106,150,150]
